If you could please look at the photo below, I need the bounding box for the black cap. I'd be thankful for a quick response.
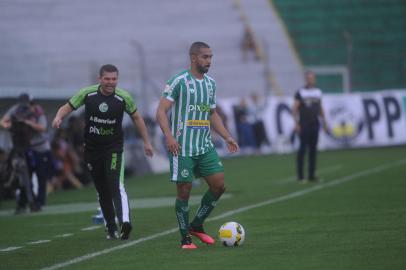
[18,93,31,104]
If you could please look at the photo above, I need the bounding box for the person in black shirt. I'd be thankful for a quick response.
[292,71,327,182]
[52,64,153,240]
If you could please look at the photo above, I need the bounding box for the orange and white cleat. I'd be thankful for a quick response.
[181,235,198,249]
[189,226,215,245]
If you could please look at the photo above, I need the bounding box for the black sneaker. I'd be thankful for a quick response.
[120,222,132,240]
[106,229,119,240]
[30,203,42,213]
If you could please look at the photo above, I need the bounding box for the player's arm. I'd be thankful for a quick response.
[24,118,46,132]
[131,111,153,157]
[0,106,17,129]
[156,97,179,156]
[0,113,11,129]
[52,103,73,129]
[210,109,239,153]
[292,98,301,133]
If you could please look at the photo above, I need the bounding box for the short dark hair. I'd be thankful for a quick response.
[189,41,210,56]
[99,64,119,77]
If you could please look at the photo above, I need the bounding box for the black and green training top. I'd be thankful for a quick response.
[68,84,137,152]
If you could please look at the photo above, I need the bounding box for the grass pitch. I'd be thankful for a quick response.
[1,146,405,270]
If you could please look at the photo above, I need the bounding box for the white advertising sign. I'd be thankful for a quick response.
[217,90,406,154]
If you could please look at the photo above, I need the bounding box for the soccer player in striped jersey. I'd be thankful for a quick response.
[156,42,239,249]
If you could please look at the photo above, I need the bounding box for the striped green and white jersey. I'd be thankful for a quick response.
[163,69,217,157]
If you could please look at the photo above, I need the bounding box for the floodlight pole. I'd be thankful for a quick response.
[130,40,147,113]
[343,31,353,93]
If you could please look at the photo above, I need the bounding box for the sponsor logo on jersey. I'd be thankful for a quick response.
[90,116,116,125]
[186,120,210,129]
[188,104,211,113]
[181,169,189,178]
[89,126,114,136]
[99,102,109,113]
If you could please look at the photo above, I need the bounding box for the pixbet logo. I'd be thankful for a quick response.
[89,126,114,136]
[188,104,210,113]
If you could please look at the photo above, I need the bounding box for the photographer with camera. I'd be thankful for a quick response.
[1,93,53,213]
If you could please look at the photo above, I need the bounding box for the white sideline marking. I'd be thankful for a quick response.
[274,164,342,184]
[0,194,233,217]
[55,234,74,238]
[0,246,23,252]
[81,226,101,231]
[27,240,51,245]
[39,158,406,270]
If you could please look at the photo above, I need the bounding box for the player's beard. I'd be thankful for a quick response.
[197,64,210,74]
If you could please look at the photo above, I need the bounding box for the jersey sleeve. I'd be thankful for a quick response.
[294,90,302,101]
[162,78,181,102]
[114,88,137,115]
[69,87,93,109]
[123,92,137,115]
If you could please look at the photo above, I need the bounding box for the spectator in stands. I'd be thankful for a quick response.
[50,133,84,191]
[292,71,328,183]
[234,98,256,150]
[0,148,9,201]
[64,115,92,185]
[0,93,53,212]
[211,104,228,150]
[241,25,262,62]
[247,93,270,153]
[65,115,85,155]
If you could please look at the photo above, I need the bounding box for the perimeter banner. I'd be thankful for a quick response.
[217,90,406,153]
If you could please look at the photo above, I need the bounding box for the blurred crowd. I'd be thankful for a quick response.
[0,94,91,213]
[232,93,270,154]
[0,92,271,213]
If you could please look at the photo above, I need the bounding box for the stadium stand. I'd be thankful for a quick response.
[272,0,406,92]
[0,0,268,103]
[237,0,304,95]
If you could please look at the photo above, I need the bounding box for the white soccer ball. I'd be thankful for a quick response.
[218,222,245,247]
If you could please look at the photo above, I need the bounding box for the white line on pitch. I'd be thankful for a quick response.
[27,240,51,245]
[39,158,406,270]
[81,226,102,231]
[273,164,342,184]
[55,234,74,238]
[0,246,24,252]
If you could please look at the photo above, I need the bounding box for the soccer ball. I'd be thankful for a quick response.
[218,222,245,247]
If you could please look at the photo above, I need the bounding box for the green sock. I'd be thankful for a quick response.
[175,199,190,237]
[191,190,219,228]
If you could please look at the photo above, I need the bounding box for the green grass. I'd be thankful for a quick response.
[1,147,406,270]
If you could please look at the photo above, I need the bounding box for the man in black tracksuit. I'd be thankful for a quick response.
[52,64,153,240]
[292,71,327,182]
